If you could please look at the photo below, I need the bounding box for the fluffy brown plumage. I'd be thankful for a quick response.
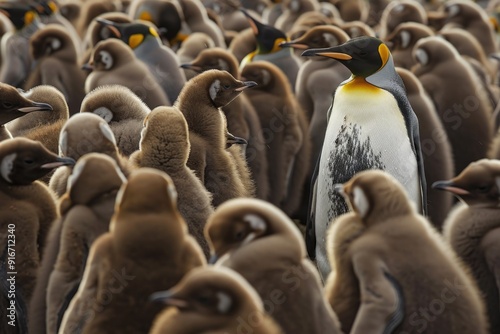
[326,170,488,333]
[413,36,493,174]
[242,61,310,216]
[182,47,269,200]
[130,106,214,257]
[84,38,170,109]
[175,69,254,206]
[80,85,150,156]
[24,24,85,115]
[205,198,342,334]
[0,138,74,333]
[49,113,130,197]
[434,159,500,332]
[150,266,283,334]
[59,168,205,334]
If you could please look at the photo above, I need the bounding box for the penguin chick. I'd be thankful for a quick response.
[81,11,131,63]
[43,153,126,334]
[378,0,427,39]
[179,0,226,48]
[228,28,256,64]
[326,170,488,334]
[59,168,205,334]
[440,28,497,81]
[433,159,500,332]
[76,0,123,39]
[84,38,170,110]
[0,82,53,141]
[385,22,434,70]
[129,106,214,257]
[24,24,85,115]
[95,18,187,103]
[80,85,150,156]
[443,0,498,56]
[274,0,319,33]
[49,113,130,197]
[7,85,69,156]
[150,266,283,334]
[340,21,377,39]
[205,198,342,334]
[0,138,74,334]
[241,61,310,216]
[334,0,369,22]
[175,69,255,207]
[396,68,454,229]
[240,9,300,92]
[181,47,269,200]
[413,36,493,174]
[177,32,216,80]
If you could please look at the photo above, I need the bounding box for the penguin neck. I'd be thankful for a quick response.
[176,99,225,146]
[341,76,379,92]
[133,36,159,58]
[19,20,41,38]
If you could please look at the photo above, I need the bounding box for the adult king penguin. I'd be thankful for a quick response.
[303,36,427,280]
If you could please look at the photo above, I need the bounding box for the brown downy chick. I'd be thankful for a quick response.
[150,266,283,334]
[84,38,170,110]
[433,159,500,332]
[0,138,74,333]
[49,113,130,197]
[181,47,269,200]
[205,198,342,334]
[175,69,255,207]
[31,153,126,334]
[242,61,310,216]
[130,106,214,257]
[80,85,151,156]
[0,82,54,141]
[24,24,85,115]
[8,85,69,156]
[59,168,205,334]
[326,170,488,333]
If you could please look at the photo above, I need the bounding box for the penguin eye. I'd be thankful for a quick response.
[234,229,246,241]
[222,84,231,90]
[197,295,212,306]
[2,102,14,109]
[477,185,490,193]
[24,158,34,164]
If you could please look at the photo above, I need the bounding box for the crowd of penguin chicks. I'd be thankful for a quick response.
[1,0,500,333]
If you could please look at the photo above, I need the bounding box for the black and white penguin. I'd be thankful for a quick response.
[302,36,427,280]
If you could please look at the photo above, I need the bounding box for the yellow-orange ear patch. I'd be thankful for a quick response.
[378,43,390,68]
[139,11,152,21]
[24,11,35,26]
[272,38,287,53]
[129,34,144,49]
[149,27,159,38]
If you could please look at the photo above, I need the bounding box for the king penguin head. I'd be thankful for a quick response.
[96,18,160,50]
[301,36,392,78]
[241,9,288,55]
[0,2,39,31]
